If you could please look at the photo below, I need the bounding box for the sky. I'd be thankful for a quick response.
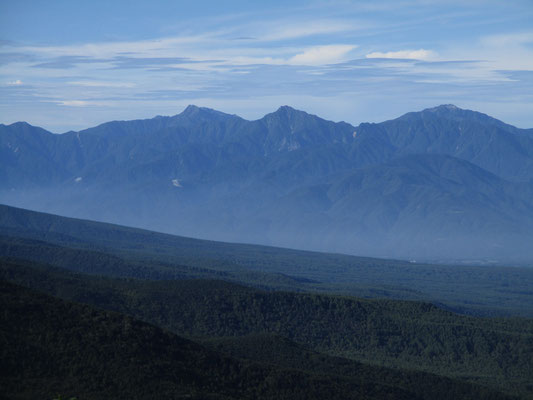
[1,0,532,132]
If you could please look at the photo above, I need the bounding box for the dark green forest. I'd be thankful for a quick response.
[0,279,516,400]
[2,258,532,398]
[1,205,533,399]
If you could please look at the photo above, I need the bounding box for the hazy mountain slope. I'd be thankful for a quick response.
[240,154,533,259]
[1,104,532,261]
[0,122,66,187]
[2,204,533,316]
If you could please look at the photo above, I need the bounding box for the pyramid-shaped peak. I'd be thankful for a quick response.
[264,105,312,121]
[275,105,307,114]
[179,105,237,120]
[182,104,209,114]
[277,105,297,112]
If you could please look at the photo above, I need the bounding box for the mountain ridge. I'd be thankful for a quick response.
[1,104,533,262]
[5,103,530,135]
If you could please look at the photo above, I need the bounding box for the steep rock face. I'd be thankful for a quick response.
[1,105,532,261]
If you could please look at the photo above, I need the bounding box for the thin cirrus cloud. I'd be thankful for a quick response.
[366,49,437,61]
[56,100,91,107]
[481,31,533,47]
[67,81,136,88]
[16,35,210,59]
[257,20,360,41]
[289,45,358,66]
[16,39,358,69]
[55,100,116,107]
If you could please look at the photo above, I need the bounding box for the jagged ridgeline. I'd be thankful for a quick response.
[2,105,533,262]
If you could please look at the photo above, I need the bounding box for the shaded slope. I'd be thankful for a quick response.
[202,334,517,400]
[3,278,515,400]
[2,204,533,316]
[2,259,531,398]
[0,280,408,400]
[246,154,533,260]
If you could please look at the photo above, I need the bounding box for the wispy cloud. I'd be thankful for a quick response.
[31,56,109,69]
[55,100,114,107]
[56,100,90,107]
[0,52,36,65]
[289,45,358,65]
[481,31,533,47]
[259,20,360,41]
[17,35,211,59]
[67,80,136,88]
[366,49,436,60]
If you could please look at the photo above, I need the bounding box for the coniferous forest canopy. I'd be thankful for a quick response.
[1,205,533,399]
[2,1,533,398]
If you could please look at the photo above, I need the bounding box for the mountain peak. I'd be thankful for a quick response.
[418,104,502,123]
[178,105,237,121]
[275,105,308,116]
[264,105,310,122]
[181,104,207,115]
[0,121,53,135]
[418,104,467,116]
[6,121,32,128]
[397,104,480,121]
[277,105,298,112]
[429,104,460,112]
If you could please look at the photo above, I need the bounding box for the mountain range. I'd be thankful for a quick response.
[2,104,533,262]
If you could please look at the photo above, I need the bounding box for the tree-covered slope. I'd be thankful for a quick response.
[2,204,533,316]
[202,334,518,400]
[2,278,514,400]
[2,259,531,398]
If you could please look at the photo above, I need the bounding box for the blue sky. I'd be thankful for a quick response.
[1,0,532,132]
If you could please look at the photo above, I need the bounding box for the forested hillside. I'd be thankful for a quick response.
[2,204,533,316]
[2,259,532,398]
[2,279,516,400]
